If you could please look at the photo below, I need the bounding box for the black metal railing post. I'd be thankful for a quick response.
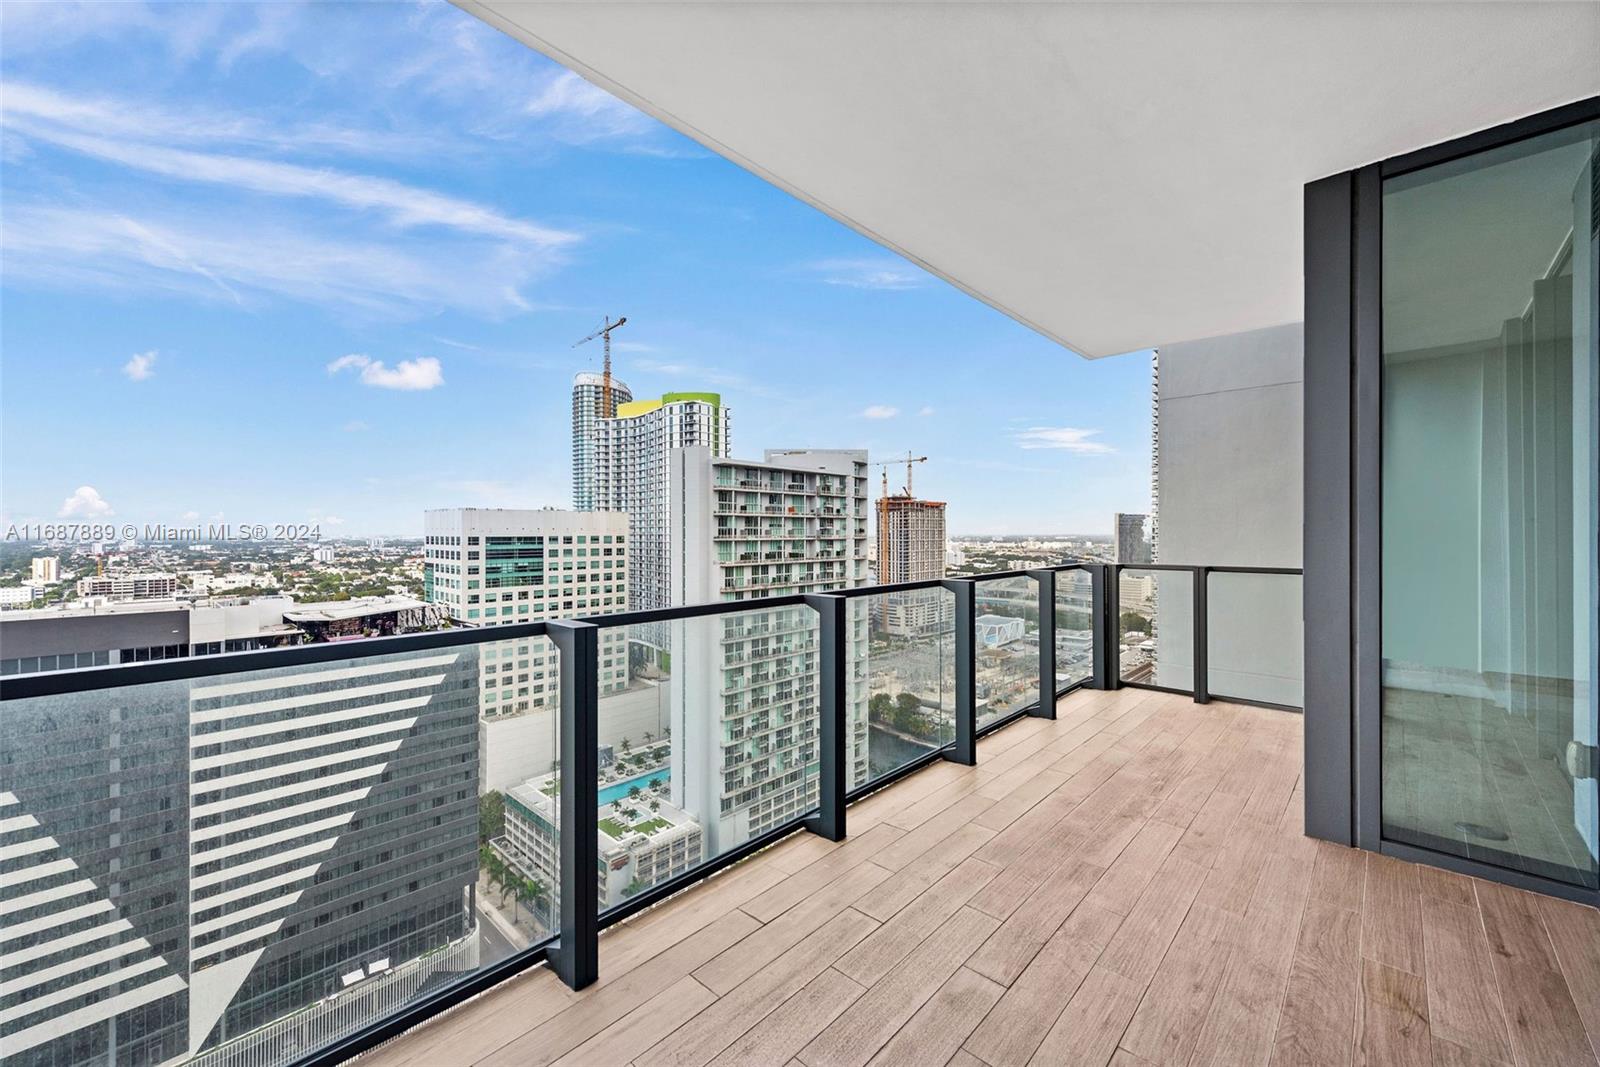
[1089,564,1108,689]
[1193,567,1210,704]
[803,593,847,841]
[1028,569,1056,719]
[546,619,600,991]
[1102,564,1123,689]
[943,578,978,764]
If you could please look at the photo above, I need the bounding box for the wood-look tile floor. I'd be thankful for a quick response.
[366,690,1600,1067]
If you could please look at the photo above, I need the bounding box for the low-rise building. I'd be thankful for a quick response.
[503,766,702,912]
[975,613,1026,647]
[76,572,179,600]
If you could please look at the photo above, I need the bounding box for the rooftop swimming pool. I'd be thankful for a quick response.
[599,767,670,806]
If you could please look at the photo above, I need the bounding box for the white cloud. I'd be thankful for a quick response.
[1,203,545,317]
[122,349,157,381]
[808,257,928,291]
[2,109,575,248]
[59,485,113,517]
[343,420,369,433]
[1012,427,1115,454]
[525,70,654,142]
[180,510,200,522]
[861,405,899,419]
[0,81,578,316]
[918,405,936,417]
[327,354,444,391]
[0,80,428,159]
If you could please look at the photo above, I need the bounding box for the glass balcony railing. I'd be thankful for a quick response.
[1054,567,1096,693]
[1117,566,1193,691]
[851,585,956,789]
[974,574,1042,729]
[0,560,1298,1067]
[1205,568,1304,709]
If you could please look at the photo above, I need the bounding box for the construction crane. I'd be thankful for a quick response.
[871,452,928,498]
[572,316,627,419]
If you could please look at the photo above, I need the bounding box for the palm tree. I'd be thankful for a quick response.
[628,784,643,802]
[515,876,547,924]
[483,850,506,894]
[649,799,660,814]
[620,737,632,754]
[522,877,548,919]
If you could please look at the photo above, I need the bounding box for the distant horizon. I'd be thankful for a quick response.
[4,527,1119,547]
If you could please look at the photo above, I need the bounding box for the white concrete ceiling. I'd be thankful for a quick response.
[461,2,1600,358]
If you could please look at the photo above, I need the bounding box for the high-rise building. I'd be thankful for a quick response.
[1113,512,1152,565]
[571,371,634,511]
[423,508,631,793]
[668,446,871,849]
[0,647,480,1067]
[592,392,731,615]
[29,556,57,583]
[875,492,948,636]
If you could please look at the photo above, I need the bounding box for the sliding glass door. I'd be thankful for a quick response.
[1380,118,1599,888]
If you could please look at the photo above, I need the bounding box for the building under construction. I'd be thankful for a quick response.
[875,470,948,636]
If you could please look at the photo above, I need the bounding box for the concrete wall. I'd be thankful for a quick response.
[0,606,191,660]
[1154,322,1305,705]
[478,682,669,795]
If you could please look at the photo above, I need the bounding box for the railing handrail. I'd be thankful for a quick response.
[0,561,1303,700]
[0,619,552,699]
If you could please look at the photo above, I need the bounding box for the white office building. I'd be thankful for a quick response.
[424,508,632,794]
[0,584,43,609]
[30,556,58,583]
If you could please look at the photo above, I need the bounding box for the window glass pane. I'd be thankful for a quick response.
[1118,569,1193,691]
[594,604,822,916]
[974,576,1040,727]
[1206,572,1303,707]
[860,587,955,787]
[0,643,516,1067]
[1381,119,1599,888]
[1053,569,1096,693]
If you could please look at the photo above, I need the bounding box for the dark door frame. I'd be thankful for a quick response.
[1304,95,1600,905]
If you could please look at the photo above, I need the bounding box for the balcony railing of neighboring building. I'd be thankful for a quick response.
[0,562,1300,1067]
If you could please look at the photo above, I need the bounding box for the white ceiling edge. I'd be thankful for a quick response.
[459,2,1600,359]
[456,0,1088,352]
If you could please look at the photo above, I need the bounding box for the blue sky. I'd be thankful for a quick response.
[0,1,1153,537]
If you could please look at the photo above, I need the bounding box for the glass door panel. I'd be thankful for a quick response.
[1380,119,1599,887]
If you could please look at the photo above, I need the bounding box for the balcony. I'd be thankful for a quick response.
[362,685,1600,1067]
[18,560,1594,1067]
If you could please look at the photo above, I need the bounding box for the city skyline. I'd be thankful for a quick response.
[0,1,1154,539]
